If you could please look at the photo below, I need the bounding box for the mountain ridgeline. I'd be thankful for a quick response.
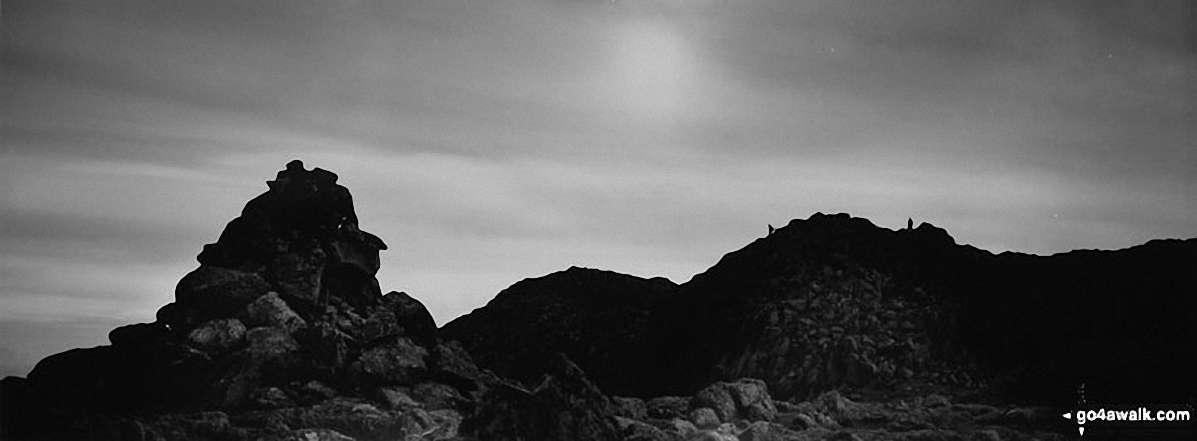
[2,162,1193,440]
[444,214,1197,405]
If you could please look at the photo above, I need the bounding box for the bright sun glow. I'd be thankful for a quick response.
[601,19,697,122]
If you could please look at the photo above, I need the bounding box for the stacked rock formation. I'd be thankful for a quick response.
[166,158,387,331]
[2,162,474,440]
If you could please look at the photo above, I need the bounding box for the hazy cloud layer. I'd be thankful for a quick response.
[1,0,1193,375]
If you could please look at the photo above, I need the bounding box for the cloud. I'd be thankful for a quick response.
[0,0,1192,370]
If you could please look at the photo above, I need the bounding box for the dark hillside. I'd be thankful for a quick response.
[441,267,678,396]
[448,212,1197,407]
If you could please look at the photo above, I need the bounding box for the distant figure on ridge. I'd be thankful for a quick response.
[907,218,913,230]
[768,224,775,236]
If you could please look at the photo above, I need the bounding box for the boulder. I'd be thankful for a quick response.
[244,291,307,334]
[299,320,351,374]
[109,322,170,348]
[411,381,466,411]
[297,380,338,403]
[196,216,271,270]
[268,241,326,308]
[646,396,692,419]
[427,340,485,394]
[651,418,698,438]
[692,386,737,424]
[328,228,387,276]
[736,421,797,441]
[246,326,299,361]
[175,266,268,305]
[615,416,672,441]
[381,291,437,343]
[322,267,383,314]
[355,337,428,386]
[249,386,296,409]
[174,266,271,326]
[187,318,247,351]
[359,307,402,345]
[424,409,464,441]
[690,407,721,429]
[172,264,270,333]
[379,387,422,410]
[691,379,776,423]
[209,326,300,408]
[612,396,648,420]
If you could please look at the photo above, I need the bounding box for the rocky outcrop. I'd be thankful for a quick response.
[1,162,476,440]
[168,159,388,331]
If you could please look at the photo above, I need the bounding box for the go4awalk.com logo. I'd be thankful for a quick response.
[1063,406,1192,436]
[1059,382,1194,438]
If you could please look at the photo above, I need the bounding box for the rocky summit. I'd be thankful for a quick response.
[3,162,1195,441]
[4,161,545,441]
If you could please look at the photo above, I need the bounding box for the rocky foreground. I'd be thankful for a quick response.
[2,161,1193,440]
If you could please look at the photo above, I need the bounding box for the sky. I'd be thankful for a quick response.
[1,0,1194,377]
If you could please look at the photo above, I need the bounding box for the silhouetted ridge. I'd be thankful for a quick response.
[442,266,678,396]
[4,164,1194,440]
[447,212,1196,407]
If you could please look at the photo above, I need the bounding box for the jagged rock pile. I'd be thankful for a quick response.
[1,162,482,440]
